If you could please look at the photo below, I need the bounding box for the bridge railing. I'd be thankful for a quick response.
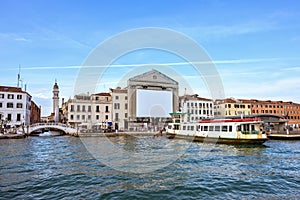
[30,123,75,129]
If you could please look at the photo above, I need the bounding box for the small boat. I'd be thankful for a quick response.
[166,113,268,145]
[267,132,300,140]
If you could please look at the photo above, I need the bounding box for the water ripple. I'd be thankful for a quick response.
[0,137,299,199]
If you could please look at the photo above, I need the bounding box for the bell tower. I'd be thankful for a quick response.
[52,80,59,123]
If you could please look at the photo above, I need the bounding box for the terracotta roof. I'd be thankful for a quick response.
[0,85,31,96]
[94,92,111,96]
[110,88,128,93]
[179,95,212,101]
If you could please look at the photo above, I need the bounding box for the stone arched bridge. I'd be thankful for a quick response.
[22,123,77,135]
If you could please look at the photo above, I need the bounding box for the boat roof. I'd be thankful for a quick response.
[198,118,261,123]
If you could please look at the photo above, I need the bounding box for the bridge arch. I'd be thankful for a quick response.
[24,123,77,135]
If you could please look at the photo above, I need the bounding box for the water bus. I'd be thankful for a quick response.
[166,112,268,145]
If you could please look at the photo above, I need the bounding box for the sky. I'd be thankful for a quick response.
[0,0,300,116]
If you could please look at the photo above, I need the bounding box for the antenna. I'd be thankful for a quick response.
[17,65,21,88]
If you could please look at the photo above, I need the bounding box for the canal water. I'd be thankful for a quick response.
[0,136,299,199]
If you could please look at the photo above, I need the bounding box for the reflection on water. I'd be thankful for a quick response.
[0,136,299,199]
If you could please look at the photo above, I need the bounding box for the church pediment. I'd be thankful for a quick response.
[128,69,178,85]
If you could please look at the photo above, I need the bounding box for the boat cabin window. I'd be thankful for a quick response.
[222,126,228,132]
[251,125,255,131]
[215,126,220,131]
[237,125,241,131]
[168,125,172,129]
[174,124,180,130]
[244,124,250,132]
[203,126,208,131]
[229,125,233,132]
[183,126,186,130]
[201,126,203,131]
[209,126,214,131]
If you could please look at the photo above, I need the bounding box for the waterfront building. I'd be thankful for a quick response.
[214,98,252,118]
[214,98,300,127]
[0,86,31,127]
[110,87,128,130]
[127,69,179,131]
[30,101,41,124]
[179,94,214,122]
[64,92,112,130]
[241,99,300,127]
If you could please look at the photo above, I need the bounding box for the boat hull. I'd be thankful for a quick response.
[267,134,300,140]
[167,133,268,145]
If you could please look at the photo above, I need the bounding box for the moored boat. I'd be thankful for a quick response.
[166,113,268,145]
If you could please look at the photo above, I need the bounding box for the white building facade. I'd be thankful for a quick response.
[0,86,31,127]
[110,87,128,130]
[179,94,214,122]
[64,93,112,130]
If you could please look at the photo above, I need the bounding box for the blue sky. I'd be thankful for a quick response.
[0,0,300,116]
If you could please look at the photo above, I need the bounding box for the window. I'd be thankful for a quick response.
[71,105,74,112]
[228,104,231,108]
[70,115,74,120]
[17,95,22,99]
[82,105,86,112]
[17,114,21,121]
[191,103,194,107]
[82,115,85,120]
[183,126,186,130]
[203,126,208,131]
[7,114,12,121]
[7,103,13,108]
[8,94,14,99]
[114,103,120,109]
[125,103,128,110]
[88,115,91,120]
[115,96,119,100]
[115,113,119,120]
[77,115,80,120]
[125,113,128,118]
[88,106,91,112]
[105,106,109,112]
[17,103,22,108]
[96,106,100,112]
[125,96,128,100]
[77,105,81,112]
[209,126,214,131]
[229,126,233,132]
[0,94,4,98]
[105,115,108,120]
[222,126,228,132]
[191,126,194,131]
[0,102,2,108]
[96,115,99,120]
[215,126,220,131]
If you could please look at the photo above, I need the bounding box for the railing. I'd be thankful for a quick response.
[30,123,74,129]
